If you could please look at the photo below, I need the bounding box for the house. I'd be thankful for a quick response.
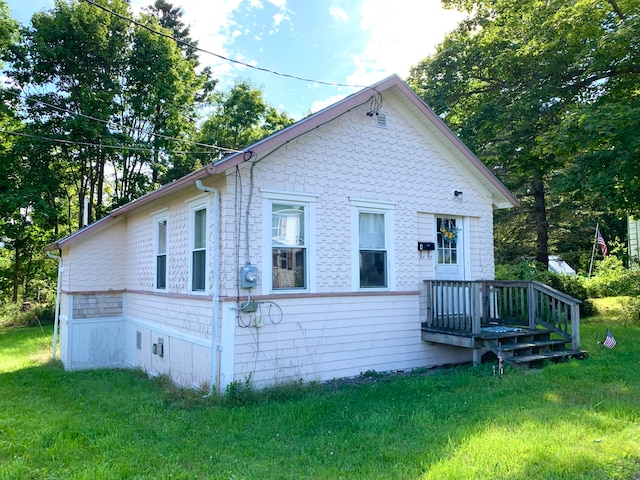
[46,74,520,392]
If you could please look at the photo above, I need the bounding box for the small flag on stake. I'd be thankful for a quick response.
[602,329,616,349]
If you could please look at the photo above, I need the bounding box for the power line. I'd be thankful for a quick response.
[81,0,369,90]
[5,89,242,154]
[0,129,220,155]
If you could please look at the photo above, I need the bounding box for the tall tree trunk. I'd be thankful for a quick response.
[533,179,549,267]
[12,244,20,303]
[97,147,105,218]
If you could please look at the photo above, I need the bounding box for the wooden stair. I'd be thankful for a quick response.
[481,329,587,368]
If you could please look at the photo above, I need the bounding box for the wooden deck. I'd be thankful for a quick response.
[421,280,586,367]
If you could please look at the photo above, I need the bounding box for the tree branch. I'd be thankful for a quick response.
[605,0,626,20]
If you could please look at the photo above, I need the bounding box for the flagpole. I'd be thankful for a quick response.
[589,222,599,277]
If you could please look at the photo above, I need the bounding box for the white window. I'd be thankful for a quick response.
[359,212,387,287]
[191,204,207,292]
[262,190,317,293]
[272,204,306,289]
[351,199,395,291]
[155,217,168,290]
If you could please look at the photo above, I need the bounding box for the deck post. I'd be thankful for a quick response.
[527,283,537,329]
[471,282,482,366]
[571,303,581,350]
[424,280,433,328]
[471,282,482,335]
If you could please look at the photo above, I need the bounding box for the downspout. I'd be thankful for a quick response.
[47,251,63,360]
[195,180,221,396]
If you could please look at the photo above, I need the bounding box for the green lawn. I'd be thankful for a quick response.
[1,299,639,479]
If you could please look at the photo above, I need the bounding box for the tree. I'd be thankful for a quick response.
[1,0,211,301]
[408,0,640,267]
[197,80,294,152]
[7,0,209,220]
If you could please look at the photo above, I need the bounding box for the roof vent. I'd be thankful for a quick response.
[375,113,387,128]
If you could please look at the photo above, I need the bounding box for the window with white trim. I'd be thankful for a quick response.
[262,190,317,293]
[359,212,387,288]
[272,203,306,289]
[191,205,207,292]
[351,199,395,290]
[155,217,168,290]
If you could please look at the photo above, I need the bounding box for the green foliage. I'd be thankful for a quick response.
[197,80,294,152]
[409,0,640,265]
[224,373,259,405]
[495,260,594,315]
[497,256,640,316]
[619,296,640,326]
[585,255,640,298]
[0,301,54,327]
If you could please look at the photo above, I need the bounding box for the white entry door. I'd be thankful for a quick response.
[435,216,466,281]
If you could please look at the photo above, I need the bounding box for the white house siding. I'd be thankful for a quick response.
[218,98,493,387]
[56,88,499,389]
[226,98,495,297]
[229,294,470,387]
[57,220,128,371]
[66,220,127,292]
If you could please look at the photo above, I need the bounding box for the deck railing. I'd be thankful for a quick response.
[423,280,581,349]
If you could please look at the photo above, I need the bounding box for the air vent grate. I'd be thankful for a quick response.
[375,113,387,128]
[136,331,142,350]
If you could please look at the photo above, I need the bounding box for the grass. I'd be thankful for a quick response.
[1,299,639,479]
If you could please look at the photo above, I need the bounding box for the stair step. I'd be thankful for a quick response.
[507,350,587,364]
[498,339,568,352]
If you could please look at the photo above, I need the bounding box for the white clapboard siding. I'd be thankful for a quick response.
[232,294,469,386]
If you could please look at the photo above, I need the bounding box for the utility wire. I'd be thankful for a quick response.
[0,129,217,155]
[81,0,369,90]
[5,89,242,154]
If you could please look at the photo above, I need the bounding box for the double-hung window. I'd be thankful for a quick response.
[191,205,207,292]
[351,199,395,290]
[262,190,317,293]
[359,212,387,287]
[155,217,168,290]
[272,204,306,289]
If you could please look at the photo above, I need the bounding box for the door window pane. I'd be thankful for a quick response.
[437,217,458,265]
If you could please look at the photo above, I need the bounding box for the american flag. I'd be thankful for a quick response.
[597,229,608,256]
[603,329,616,349]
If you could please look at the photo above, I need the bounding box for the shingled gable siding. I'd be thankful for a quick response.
[224,99,490,387]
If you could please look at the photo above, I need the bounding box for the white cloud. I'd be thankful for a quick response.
[346,0,465,86]
[329,5,349,23]
[310,93,347,113]
[267,0,288,8]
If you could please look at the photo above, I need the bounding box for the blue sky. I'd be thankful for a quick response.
[6,0,465,119]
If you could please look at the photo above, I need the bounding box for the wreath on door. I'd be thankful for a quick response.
[439,219,459,242]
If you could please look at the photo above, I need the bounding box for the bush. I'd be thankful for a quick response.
[495,260,594,315]
[584,256,640,298]
[0,302,55,328]
[619,296,640,326]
